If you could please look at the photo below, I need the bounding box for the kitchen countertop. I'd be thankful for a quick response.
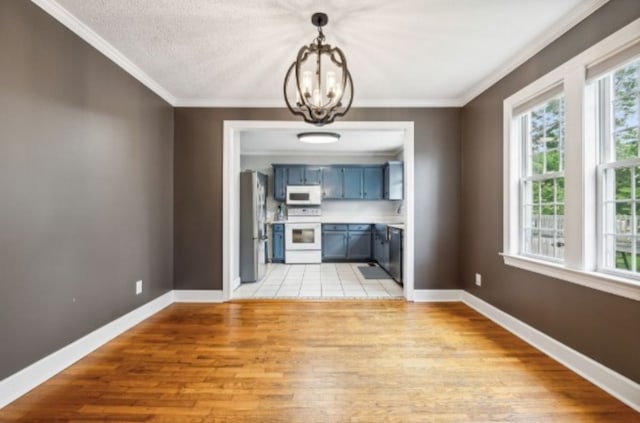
[388,224,405,230]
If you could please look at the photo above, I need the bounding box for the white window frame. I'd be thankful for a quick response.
[517,94,566,262]
[503,18,640,302]
[596,65,640,278]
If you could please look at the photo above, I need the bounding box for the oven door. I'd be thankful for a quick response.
[285,223,321,250]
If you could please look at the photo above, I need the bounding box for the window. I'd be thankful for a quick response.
[519,95,566,261]
[594,58,640,276]
[503,18,640,301]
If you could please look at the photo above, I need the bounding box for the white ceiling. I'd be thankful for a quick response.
[38,0,603,107]
[240,129,405,155]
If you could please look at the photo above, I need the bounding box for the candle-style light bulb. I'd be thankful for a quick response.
[302,71,313,98]
[312,88,321,107]
[326,71,336,98]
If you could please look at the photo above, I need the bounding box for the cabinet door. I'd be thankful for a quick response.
[384,161,404,200]
[272,227,284,263]
[304,167,323,185]
[363,167,383,200]
[322,167,343,199]
[273,167,286,201]
[322,231,348,260]
[343,167,363,199]
[373,233,383,264]
[287,167,305,185]
[347,230,372,260]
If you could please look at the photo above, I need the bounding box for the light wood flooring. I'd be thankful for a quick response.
[0,301,636,422]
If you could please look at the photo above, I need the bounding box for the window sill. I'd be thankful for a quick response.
[500,253,640,301]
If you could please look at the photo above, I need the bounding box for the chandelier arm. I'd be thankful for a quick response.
[284,62,314,122]
[329,71,354,121]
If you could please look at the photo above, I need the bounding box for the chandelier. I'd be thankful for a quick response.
[283,12,354,126]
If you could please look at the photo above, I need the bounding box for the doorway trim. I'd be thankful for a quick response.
[222,120,415,301]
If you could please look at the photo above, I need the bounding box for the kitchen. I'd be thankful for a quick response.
[234,126,410,299]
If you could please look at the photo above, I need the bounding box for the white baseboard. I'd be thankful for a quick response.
[173,290,224,303]
[232,277,241,291]
[0,291,174,409]
[461,291,640,412]
[413,289,463,302]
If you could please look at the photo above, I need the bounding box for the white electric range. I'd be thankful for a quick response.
[284,207,322,264]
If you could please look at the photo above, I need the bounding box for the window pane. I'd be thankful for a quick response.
[615,167,632,200]
[616,202,632,234]
[613,97,639,132]
[613,60,639,100]
[523,229,536,255]
[546,149,561,172]
[520,95,565,262]
[636,239,640,272]
[556,177,564,202]
[614,236,633,271]
[615,128,639,160]
[540,179,555,205]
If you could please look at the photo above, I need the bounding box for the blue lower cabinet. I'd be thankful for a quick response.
[347,230,372,260]
[322,224,372,261]
[272,224,284,263]
[322,231,348,260]
[373,225,390,271]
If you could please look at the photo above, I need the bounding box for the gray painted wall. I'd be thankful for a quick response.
[460,0,640,383]
[0,1,174,379]
[174,108,460,291]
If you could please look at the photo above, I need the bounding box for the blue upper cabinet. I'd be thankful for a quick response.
[273,166,287,201]
[343,167,363,199]
[384,161,404,200]
[287,166,305,185]
[363,167,384,200]
[273,163,402,201]
[304,167,323,185]
[322,167,343,199]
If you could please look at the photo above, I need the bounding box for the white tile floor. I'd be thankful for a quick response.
[233,262,404,299]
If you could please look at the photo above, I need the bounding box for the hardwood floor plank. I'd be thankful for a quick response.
[0,301,636,422]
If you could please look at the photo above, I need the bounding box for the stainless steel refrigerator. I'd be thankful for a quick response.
[240,171,268,282]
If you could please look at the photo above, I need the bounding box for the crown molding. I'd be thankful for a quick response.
[460,0,610,106]
[31,0,176,106]
[173,98,465,108]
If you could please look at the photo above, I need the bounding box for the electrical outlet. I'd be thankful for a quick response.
[475,273,482,287]
[136,280,143,295]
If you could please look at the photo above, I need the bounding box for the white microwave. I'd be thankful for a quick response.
[286,185,322,205]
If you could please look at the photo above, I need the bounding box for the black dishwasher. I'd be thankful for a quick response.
[388,227,403,284]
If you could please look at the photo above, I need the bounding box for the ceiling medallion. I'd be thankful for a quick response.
[283,12,354,126]
[297,132,340,144]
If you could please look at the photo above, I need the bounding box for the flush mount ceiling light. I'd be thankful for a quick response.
[284,12,354,126]
[297,132,340,144]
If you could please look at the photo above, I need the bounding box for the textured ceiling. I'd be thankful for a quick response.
[49,0,596,106]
